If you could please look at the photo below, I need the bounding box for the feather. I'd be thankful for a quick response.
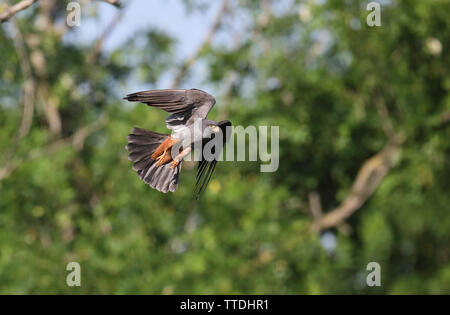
[126,127,181,193]
[194,120,232,199]
[124,89,216,130]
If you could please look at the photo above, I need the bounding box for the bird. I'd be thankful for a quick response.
[124,88,232,198]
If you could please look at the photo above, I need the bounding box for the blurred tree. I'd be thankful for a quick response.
[0,0,449,294]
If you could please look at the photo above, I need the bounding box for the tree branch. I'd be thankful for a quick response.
[87,6,126,65]
[9,19,35,139]
[308,191,323,221]
[310,89,405,232]
[432,109,450,130]
[0,0,39,23]
[72,116,107,150]
[170,0,230,88]
[97,0,122,8]
[374,97,396,140]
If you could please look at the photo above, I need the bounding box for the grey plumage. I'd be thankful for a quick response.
[124,89,216,130]
[194,120,231,199]
[124,88,231,197]
[126,127,180,193]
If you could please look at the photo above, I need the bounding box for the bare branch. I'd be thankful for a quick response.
[433,109,450,129]
[0,161,19,181]
[36,85,62,136]
[311,139,402,232]
[97,0,122,8]
[0,0,39,23]
[375,97,396,140]
[9,20,35,139]
[441,110,450,124]
[87,7,125,65]
[309,89,405,232]
[72,116,107,150]
[25,0,62,136]
[170,0,230,88]
[308,191,323,221]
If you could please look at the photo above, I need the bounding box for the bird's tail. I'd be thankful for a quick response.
[126,127,181,193]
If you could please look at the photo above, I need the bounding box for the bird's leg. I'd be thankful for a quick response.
[170,147,192,169]
[155,150,173,166]
[152,136,179,167]
[152,136,179,160]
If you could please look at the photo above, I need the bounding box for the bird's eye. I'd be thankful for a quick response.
[209,125,220,133]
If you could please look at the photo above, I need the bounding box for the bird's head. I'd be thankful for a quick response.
[203,120,220,135]
[209,125,220,133]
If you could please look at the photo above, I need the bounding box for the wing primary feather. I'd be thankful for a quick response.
[195,161,210,196]
[195,161,217,199]
[195,161,209,187]
[124,89,217,131]
[194,121,231,198]
[202,162,217,193]
[196,160,208,180]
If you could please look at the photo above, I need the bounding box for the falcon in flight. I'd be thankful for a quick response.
[124,88,231,197]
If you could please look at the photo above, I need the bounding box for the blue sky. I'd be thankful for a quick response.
[68,0,222,89]
[76,0,221,55]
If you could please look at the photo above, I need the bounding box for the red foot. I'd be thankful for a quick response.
[151,136,179,160]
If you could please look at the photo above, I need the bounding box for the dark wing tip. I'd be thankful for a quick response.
[123,94,133,101]
[194,160,218,199]
[218,120,232,127]
[188,88,217,105]
[123,92,141,102]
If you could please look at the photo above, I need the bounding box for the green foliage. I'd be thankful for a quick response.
[0,0,449,294]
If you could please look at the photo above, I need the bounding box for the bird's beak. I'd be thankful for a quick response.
[211,126,220,133]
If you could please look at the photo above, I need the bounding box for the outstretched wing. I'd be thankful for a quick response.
[123,89,216,131]
[195,120,232,199]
